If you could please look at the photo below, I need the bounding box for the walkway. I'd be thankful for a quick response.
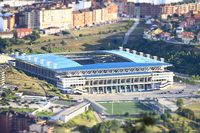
[93,111,103,123]
[122,18,140,45]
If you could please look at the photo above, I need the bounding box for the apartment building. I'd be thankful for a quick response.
[73,10,85,27]
[106,3,118,21]
[84,9,93,26]
[17,6,73,30]
[126,3,161,18]
[73,3,118,28]
[161,2,200,18]
[0,13,15,32]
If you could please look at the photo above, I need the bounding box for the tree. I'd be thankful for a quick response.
[124,112,130,117]
[176,98,184,107]
[176,108,195,119]
[27,30,40,41]
[60,40,66,45]
[161,114,167,121]
[91,120,120,133]
[141,113,156,126]
[110,120,120,133]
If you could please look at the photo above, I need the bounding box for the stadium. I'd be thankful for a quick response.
[13,47,174,94]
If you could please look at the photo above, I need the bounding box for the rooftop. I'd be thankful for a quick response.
[14,49,171,71]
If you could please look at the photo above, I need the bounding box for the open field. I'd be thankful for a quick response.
[72,21,133,36]
[99,101,153,115]
[4,21,132,54]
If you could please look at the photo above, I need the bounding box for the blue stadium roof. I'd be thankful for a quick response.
[16,54,81,69]
[104,50,161,63]
[55,62,170,72]
[15,50,171,72]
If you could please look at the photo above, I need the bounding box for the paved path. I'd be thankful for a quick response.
[122,18,140,45]
[93,111,103,123]
[158,98,178,112]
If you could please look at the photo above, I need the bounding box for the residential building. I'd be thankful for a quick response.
[83,9,93,26]
[15,28,32,38]
[0,0,35,7]
[160,32,171,40]
[92,7,103,24]
[113,0,127,15]
[105,3,118,21]
[17,5,73,30]
[139,3,161,18]
[14,47,174,94]
[0,13,15,32]
[73,3,118,28]
[68,0,92,11]
[0,32,14,38]
[127,2,135,17]
[178,32,194,44]
[73,10,85,27]
[127,3,161,18]
[161,2,200,17]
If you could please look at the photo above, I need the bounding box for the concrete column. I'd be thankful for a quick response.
[118,86,121,93]
[104,87,107,93]
[117,86,119,93]
[124,86,127,93]
[131,85,134,92]
[118,79,121,84]
[132,78,134,83]
[90,88,93,94]
[111,86,114,93]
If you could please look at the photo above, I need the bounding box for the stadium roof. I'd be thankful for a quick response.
[104,50,161,63]
[15,50,171,71]
[16,54,81,69]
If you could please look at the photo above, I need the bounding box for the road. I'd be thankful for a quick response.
[71,83,200,101]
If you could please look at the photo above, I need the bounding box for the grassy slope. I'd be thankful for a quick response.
[54,110,97,133]
[185,103,200,118]
[5,21,132,53]
[35,111,55,117]
[5,68,65,97]
[70,110,97,127]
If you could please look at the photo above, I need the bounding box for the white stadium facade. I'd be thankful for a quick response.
[13,47,174,94]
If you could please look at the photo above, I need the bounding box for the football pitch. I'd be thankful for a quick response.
[99,101,153,115]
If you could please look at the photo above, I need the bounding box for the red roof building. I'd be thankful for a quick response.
[15,28,32,38]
